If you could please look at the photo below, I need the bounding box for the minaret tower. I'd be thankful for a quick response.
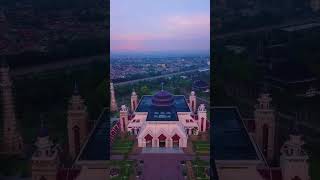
[189,91,196,113]
[131,89,138,112]
[119,105,129,132]
[254,93,276,162]
[67,82,88,159]
[198,104,207,132]
[0,60,23,154]
[110,81,118,112]
[31,125,59,180]
[280,127,309,180]
[0,8,8,34]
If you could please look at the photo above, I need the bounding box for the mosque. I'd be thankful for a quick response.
[0,60,311,180]
[114,83,209,149]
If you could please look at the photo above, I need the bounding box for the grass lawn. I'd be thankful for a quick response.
[111,137,134,155]
[306,142,320,180]
[0,155,30,177]
[192,158,210,180]
[109,160,135,180]
[193,141,210,155]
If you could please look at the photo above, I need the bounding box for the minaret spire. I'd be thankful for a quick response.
[67,83,88,159]
[110,81,118,112]
[0,59,23,154]
[73,80,79,95]
[161,82,164,91]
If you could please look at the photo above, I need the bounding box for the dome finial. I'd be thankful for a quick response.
[73,80,79,95]
[38,114,48,137]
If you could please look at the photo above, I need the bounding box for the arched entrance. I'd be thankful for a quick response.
[172,134,180,148]
[145,134,153,148]
[158,134,166,148]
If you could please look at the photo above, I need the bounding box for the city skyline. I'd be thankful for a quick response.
[110,0,210,54]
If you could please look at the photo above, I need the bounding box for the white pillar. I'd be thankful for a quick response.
[142,139,146,147]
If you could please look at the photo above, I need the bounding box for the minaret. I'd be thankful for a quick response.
[110,81,118,112]
[0,9,8,34]
[31,125,59,180]
[0,60,23,154]
[131,89,138,112]
[67,82,88,159]
[197,104,207,132]
[254,93,276,162]
[280,127,309,180]
[119,105,128,132]
[189,91,196,113]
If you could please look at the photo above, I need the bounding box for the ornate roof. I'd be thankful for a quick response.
[151,90,174,107]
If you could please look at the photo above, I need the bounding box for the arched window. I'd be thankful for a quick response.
[73,126,80,155]
[191,101,194,111]
[201,117,205,132]
[133,101,136,111]
[122,117,126,130]
[262,124,269,158]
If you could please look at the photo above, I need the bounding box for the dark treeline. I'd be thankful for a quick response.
[5,37,107,69]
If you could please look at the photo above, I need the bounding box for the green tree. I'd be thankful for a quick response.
[140,85,150,95]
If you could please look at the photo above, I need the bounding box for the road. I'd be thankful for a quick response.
[113,69,200,86]
[215,17,320,40]
[11,55,105,77]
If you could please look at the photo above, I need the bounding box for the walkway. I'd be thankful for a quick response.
[141,147,183,154]
[137,154,185,180]
[110,149,209,180]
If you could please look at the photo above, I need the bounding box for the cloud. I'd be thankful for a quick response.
[164,14,210,38]
[111,13,210,52]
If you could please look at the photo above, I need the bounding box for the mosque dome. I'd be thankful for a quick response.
[38,127,49,138]
[152,90,174,107]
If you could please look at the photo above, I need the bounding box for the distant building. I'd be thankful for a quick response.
[192,80,209,92]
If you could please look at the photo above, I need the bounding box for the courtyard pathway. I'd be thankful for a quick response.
[137,154,185,180]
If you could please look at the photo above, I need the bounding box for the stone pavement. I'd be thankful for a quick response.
[137,154,185,180]
[110,149,210,180]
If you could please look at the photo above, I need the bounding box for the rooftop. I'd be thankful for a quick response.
[212,107,260,160]
[77,109,109,161]
[136,95,190,121]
